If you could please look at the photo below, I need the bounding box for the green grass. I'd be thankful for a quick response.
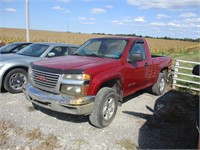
[153,49,199,62]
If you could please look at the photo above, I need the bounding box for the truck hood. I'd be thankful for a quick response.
[33,55,119,71]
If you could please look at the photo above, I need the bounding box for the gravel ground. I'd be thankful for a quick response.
[0,89,199,150]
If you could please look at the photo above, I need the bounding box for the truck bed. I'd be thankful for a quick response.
[151,55,166,58]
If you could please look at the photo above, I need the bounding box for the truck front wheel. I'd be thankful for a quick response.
[89,87,118,128]
[152,72,166,95]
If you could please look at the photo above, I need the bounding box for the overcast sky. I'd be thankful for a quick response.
[1,0,200,39]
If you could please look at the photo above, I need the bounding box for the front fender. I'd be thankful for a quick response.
[87,71,122,95]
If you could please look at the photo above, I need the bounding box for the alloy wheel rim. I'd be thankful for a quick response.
[160,78,165,92]
[102,97,115,121]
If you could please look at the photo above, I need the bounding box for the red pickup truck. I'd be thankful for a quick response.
[23,37,172,128]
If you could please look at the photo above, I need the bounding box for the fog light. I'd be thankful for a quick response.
[70,97,89,105]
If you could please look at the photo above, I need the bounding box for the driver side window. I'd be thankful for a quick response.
[47,46,68,57]
[130,42,146,60]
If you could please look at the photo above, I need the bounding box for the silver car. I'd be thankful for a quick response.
[0,42,78,93]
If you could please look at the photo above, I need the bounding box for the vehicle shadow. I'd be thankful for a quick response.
[123,90,199,149]
[123,89,147,104]
[32,105,89,123]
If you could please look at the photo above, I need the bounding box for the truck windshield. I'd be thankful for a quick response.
[17,44,49,57]
[74,38,128,59]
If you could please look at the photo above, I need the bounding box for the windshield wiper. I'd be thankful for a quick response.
[85,53,104,58]
[17,53,35,57]
[71,53,84,56]
[16,53,26,56]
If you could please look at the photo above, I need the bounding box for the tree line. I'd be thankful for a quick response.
[92,33,200,42]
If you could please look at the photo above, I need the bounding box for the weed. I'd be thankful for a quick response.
[0,120,15,146]
[26,128,42,140]
[116,139,138,150]
[40,134,59,150]
[0,119,61,149]
[0,132,8,146]
[75,138,88,150]
[27,106,36,112]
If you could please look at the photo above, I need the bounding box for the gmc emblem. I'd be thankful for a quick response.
[36,75,48,81]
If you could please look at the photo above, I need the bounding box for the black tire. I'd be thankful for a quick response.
[4,68,27,93]
[89,87,118,128]
[152,72,166,95]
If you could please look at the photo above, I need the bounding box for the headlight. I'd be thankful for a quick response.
[60,74,91,97]
[28,66,33,75]
[28,66,33,82]
[60,84,89,96]
[63,74,90,81]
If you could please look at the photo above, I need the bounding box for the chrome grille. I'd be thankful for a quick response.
[32,69,61,93]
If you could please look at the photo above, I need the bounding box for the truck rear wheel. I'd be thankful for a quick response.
[89,87,118,128]
[152,72,166,95]
[4,68,27,93]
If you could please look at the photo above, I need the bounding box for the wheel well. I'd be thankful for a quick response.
[2,66,28,88]
[160,68,169,81]
[100,79,121,90]
[99,78,123,104]
[161,67,168,73]
[100,79,118,88]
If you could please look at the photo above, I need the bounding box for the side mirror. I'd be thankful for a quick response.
[12,49,19,53]
[47,52,55,57]
[128,53,143,62]
[192,65,200,76]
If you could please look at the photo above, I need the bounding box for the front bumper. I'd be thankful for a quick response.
[23,83,95,115]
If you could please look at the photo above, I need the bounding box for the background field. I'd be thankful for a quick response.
[0,28,199,61]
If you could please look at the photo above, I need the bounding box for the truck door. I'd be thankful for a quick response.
[123,40,149,96]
